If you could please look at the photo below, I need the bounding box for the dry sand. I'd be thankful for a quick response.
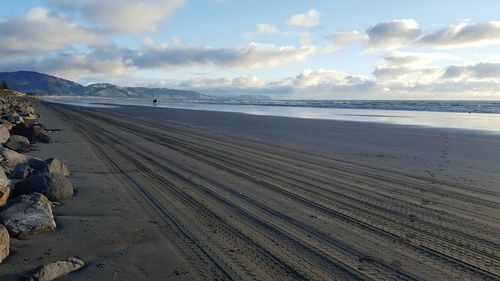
[1,102,499,280]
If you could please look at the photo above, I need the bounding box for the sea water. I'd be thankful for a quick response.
[44,97,500,134]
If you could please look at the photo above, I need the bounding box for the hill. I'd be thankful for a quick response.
[0,71,85,95]
[0,71,217,100]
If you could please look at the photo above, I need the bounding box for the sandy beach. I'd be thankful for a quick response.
[2,102,499,280]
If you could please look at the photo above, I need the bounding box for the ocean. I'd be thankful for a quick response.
[43,97,500,134]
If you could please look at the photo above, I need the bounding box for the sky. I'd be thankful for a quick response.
[1,0,500,100]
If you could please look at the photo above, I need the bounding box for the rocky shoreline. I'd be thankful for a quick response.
[0,89,84,280]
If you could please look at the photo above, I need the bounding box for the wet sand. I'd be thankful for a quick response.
[2,102,499,280]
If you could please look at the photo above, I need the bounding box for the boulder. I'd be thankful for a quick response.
[27,158,49,174]
[14,172,73,201]
[13,163,33,179]
[19,112,37,121]
[1,120,13,131]
[16,104,35,115]
[0,193,56,238]
[0,167,10,188]
[9,113,23,125]
[24,257,85,281]
[45,158,70,176]
[0,147,29,167]
[6,134,30,144]
[36,133,52,143]
[0,186,9,207]
[0,126,10,144]
[11,123,51,143]
[0,224,8,263]
[5,134,30,151]
[23,158,69,177]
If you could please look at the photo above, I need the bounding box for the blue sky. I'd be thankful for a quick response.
[1,0,500,99]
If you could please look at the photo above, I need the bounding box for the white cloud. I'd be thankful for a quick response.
[135,40,317,68]
[442,62,500,80]
[179,75,266,89]
[285,69,380,99]
[0,47,136,78]
[256,23,278,34]
[324,31,366,52]
[286,9,320,28]
[176,66,500,99]
[373,51,458,82]
[0,7,107,61]
[48,0,186,34]
[291,69,359,88]
[175,69,379,99]
[366,19,421,49]
[418,21,500,48]
[381,51,461,67]
[365,19,500,50]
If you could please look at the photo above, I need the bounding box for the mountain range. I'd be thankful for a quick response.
[0,71,270,101]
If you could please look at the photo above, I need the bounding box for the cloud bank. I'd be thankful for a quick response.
[48,0,186,33]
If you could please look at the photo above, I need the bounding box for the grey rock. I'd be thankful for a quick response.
[13,163,33,179]
[0,193,56,238]
[24,257,85,281]
[36,133,52,144]
[10,123,50,143]
[0,186,9,207]
[45,158,70,177]
[9,113,23,125]
[0,126,10,144]
[0,147,28,167]
[5,134,30,151]
[0,166,13,207]
[14,172,73,201]
[0,166,10,186]
[0,224,8,263]
[27,158,49,174]
[1,120,13,131]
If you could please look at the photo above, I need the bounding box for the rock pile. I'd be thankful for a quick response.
[0,89,84,278]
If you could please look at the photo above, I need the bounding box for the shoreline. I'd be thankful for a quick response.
[44,100,500,135]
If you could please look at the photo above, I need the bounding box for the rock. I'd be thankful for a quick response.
[0,147,29,167]
[1,120,13,131]
[0,167,10,187]
[36,133,52,144]
[14,173,73,201]
[16,104,35,115]
[45,158,70,176]
[11,124,51,143]
[0,186,9,207]
[9,113,24,125]
[23,158,68,177]
[19,112,37,121]
[5,134,31,151]
[0,193,56,238]
[0,126,10,144]
[27,158,49,174]
[13,163,33,179]
[24,257,85,281]
[7,134,30,145]
[0,224,8,263]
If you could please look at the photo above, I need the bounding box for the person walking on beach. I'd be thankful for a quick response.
[153,99,158,107]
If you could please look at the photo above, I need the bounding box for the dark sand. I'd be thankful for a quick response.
[1,102,499,280]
